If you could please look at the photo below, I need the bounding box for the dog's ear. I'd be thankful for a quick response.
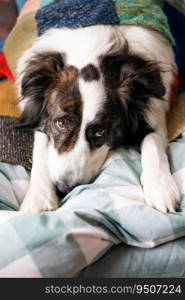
[118,55,166,101]
[101,51,165,101]
[116,55,164,145]
[17,52,65,129]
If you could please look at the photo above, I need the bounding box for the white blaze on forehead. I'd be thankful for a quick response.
[79,78,106,127]
[43,26,116,69]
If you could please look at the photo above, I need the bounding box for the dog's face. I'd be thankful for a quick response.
[18,47,164,194]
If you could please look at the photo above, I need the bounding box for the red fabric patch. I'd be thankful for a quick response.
[170,72,179,106]
[179,77,185,86]
[0,54,15,81]
[170,72,185,106]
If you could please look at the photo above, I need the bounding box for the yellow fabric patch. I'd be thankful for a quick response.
[0,81,20,117]
[3,12,38,76]
[167,93,185,141]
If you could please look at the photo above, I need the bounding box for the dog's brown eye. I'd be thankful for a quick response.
[55,119,67,132]
[94,128,105,137]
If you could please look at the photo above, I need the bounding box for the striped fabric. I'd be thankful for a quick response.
[0,132,185,277]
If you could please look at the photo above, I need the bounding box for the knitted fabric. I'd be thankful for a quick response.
[0,80,33,170]
[0,1,33,170]
[0,116,33,170]
[3,0,174,77]
[35,0,173,42]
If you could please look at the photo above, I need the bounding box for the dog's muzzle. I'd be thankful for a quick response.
[56,180,80,198]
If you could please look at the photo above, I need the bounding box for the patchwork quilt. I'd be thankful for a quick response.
[0,133,185,277]
[3,0,175,78]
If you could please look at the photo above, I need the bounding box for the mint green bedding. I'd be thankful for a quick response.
[0,133,185,277]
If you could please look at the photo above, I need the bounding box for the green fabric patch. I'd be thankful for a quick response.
[114,0,175,44]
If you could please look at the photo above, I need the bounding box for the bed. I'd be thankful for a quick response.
[0,0,185,278]
[0,133,185,277]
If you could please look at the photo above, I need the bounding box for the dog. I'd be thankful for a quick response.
[16,1,180,214]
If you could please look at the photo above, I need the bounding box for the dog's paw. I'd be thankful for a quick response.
[20,185,58,214]
[141,170,180,213]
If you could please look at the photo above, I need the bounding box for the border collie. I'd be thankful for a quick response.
[16,24,180,213]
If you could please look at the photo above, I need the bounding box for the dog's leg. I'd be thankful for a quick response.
[20,131,58,213]
[141,100,180,213]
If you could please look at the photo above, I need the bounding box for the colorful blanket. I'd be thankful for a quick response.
[3,0,175,78]
[0,132,185,277]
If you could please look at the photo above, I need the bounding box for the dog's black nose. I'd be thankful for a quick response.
[56,182,70,195]
[56,181,80,198]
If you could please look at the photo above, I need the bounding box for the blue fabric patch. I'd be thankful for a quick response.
[0,40,4,53]
[35,0,120,35]
[15,0,27,12]
[164,3,185,69]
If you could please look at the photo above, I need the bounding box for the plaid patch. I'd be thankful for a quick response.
[0,133,185,277]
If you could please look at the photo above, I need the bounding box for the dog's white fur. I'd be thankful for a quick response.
[17,25,180,213]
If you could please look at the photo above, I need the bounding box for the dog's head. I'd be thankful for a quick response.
[17,30,165,195]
